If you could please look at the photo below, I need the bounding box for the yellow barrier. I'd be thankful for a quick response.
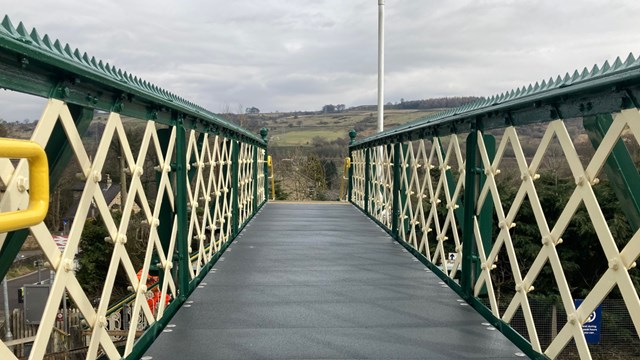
[339,157,351,201]
[268,155,275,200]
[0,138,49,233]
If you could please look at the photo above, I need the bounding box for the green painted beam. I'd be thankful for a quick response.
[351,53,640,151]
[174,117,190,299]
[461,129,479,298]
[231,140,240,236]
[584,114,640,231]
[253,145,258,210]
[477,134,495,295]
[0,15,265,148]
[391,142,401,236]
[363,148,371,214]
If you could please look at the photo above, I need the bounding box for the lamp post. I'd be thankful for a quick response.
[376,0,386,222]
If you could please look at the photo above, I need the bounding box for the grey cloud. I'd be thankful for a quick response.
[1,0,639,122]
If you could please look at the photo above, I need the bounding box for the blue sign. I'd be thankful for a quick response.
[574,299,602,344]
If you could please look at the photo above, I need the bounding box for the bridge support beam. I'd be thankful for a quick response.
[231,140,240,236]
[364,147,371,214]
[461,128,479,299]
[391,142,401,236]
[584,113,640,231]
[175,117,190,298]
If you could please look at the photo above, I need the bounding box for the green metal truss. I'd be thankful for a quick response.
[0,15,265,148]
[352,53,640,150]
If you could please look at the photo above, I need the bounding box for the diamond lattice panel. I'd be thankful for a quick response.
[351,149,365,208]
[472,109,640,359]
[0,100,184,359]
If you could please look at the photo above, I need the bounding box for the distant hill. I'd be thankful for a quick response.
[349,96,482,111]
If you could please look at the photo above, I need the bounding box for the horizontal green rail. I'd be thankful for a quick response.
[352,53,640,149]
[0,15,264,147]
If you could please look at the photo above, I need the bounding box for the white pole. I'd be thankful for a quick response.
[377,0,385,133]
[376,0,386,221]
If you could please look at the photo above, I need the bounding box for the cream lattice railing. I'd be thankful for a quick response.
[349,54,640,359]
[0,15,269,360]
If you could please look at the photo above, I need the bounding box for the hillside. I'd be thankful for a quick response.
[241,109,442,147]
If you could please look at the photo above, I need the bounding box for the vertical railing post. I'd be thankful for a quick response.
[252,144,258,211]
[175,117,190,299]
[461,127,479,299]
[477,134,495,294]
[154,128,173,283]
[348,129,357,203]
[260,128,269,202]
[391,142,401,236]
[231,140,240,236]
[348,149,354,202]
[364,147,371,214]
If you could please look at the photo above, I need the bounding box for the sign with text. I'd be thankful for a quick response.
[574,299,602,344]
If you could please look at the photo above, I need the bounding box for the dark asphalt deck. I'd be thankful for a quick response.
[144,203,522,359]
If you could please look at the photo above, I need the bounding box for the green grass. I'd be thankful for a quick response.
[264,109,442,147]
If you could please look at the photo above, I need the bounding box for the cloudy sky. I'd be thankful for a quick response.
[2,0,640,121]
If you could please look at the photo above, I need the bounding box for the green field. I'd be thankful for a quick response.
[261,109,441,147]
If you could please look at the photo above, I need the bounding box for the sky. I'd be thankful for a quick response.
[1,0,640,121]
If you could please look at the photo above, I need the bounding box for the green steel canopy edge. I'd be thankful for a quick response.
[352,51,640,149]
[0,15,265,146]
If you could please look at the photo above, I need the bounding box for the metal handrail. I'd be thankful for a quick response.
[267,155,276,200]
[339,157,351,201]
[351,53,640,148]
[0,15,265,147]
[0,138,48,232]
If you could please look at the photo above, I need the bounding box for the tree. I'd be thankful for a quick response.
[0,121,7,137]
[322,104,336,113]
[245,107,260,114]
[76,217,113,300]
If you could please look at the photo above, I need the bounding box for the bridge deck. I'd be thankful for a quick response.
[145,203,521,359]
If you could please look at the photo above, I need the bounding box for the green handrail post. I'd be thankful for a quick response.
[175,116,190,299]
[584,114,640,231]
[391,142,401,236]
[252,144,258,210]
[260,128,269,201]
[477,134,495,295]
[461,126,480,299]
[231,140,240,236]
[364,147,371,214]
[153,128,173,280]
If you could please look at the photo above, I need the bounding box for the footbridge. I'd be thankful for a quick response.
[1,15,640,360]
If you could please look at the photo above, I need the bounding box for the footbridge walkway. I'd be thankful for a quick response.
[145,203,521,359]
[1,14,640,360]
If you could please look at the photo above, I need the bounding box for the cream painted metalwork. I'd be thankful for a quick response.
[0,99,267,359]
[237,142,255,226]
[185,130,233,277]
[352,108,640,359]
[350,149,365,208]
[257,148,266,204]
[397,136,465,279]
[472,110,640,358]
[367,145,394,229]
[0,100,177,359]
